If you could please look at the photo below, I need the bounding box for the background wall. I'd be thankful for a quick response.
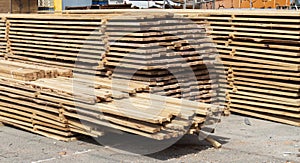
[0,0,11,13]
[0,0,38,13]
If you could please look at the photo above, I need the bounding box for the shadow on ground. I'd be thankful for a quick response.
[78,133,230,161]
[3,123,230,161]
[147,134,229,160]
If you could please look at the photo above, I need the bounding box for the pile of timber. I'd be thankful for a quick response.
[0,12,223,141]
[27,9,299,126]
[3,14,108,76]
[174,10,300,126]
[0,12,223,107]
[103,13,221,105]
[67,9,300,126]
[0,62,219,141]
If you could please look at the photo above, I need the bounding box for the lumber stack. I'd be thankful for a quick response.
[0,67,219,141]
[174,10,300,126]
[0,9,298,142]
[0,73,145,141]
[0,13,223,107]
[102,13,223,133]
[0,12,223,141]
[3,14,110,76]
[13,9,297,126]
[103,13,221,106]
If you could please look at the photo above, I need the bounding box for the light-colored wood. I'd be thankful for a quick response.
[198,131,222,149]
[229,101,300,118]
[230,108,300,127]
[227,89,300,105]
[0,10,298,140]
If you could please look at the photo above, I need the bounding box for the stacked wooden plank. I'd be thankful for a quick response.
[173,10,300,126]
[0,68,218,141]
[26,9,299,126]
[0,17,5,58]
[0,13,223,106]
[103,13,221,106]
[2,14,111,76]
[0,73,142,141]
[0,12,223,141]
[0,59,72,81]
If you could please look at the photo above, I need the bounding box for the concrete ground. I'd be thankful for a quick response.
[0,114,299,163]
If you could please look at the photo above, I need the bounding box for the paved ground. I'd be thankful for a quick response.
[0,115,299,163]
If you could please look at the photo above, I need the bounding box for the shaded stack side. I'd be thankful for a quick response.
[103,13,222,106]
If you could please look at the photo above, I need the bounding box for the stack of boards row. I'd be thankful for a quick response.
[62,9,300,126]
[174,10,300,126]
[0,69,214,141]
[0,12,223,141]
[2,14,109,76]
[103,13,223,106]
[0,13,223,106]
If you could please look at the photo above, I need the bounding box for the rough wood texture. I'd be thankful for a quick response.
[52,9,300,125]
[0,74,218,140]
[172,10,300,126]
[49,9,300,126]
[0,60,72,81]
[0,12,223,141]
